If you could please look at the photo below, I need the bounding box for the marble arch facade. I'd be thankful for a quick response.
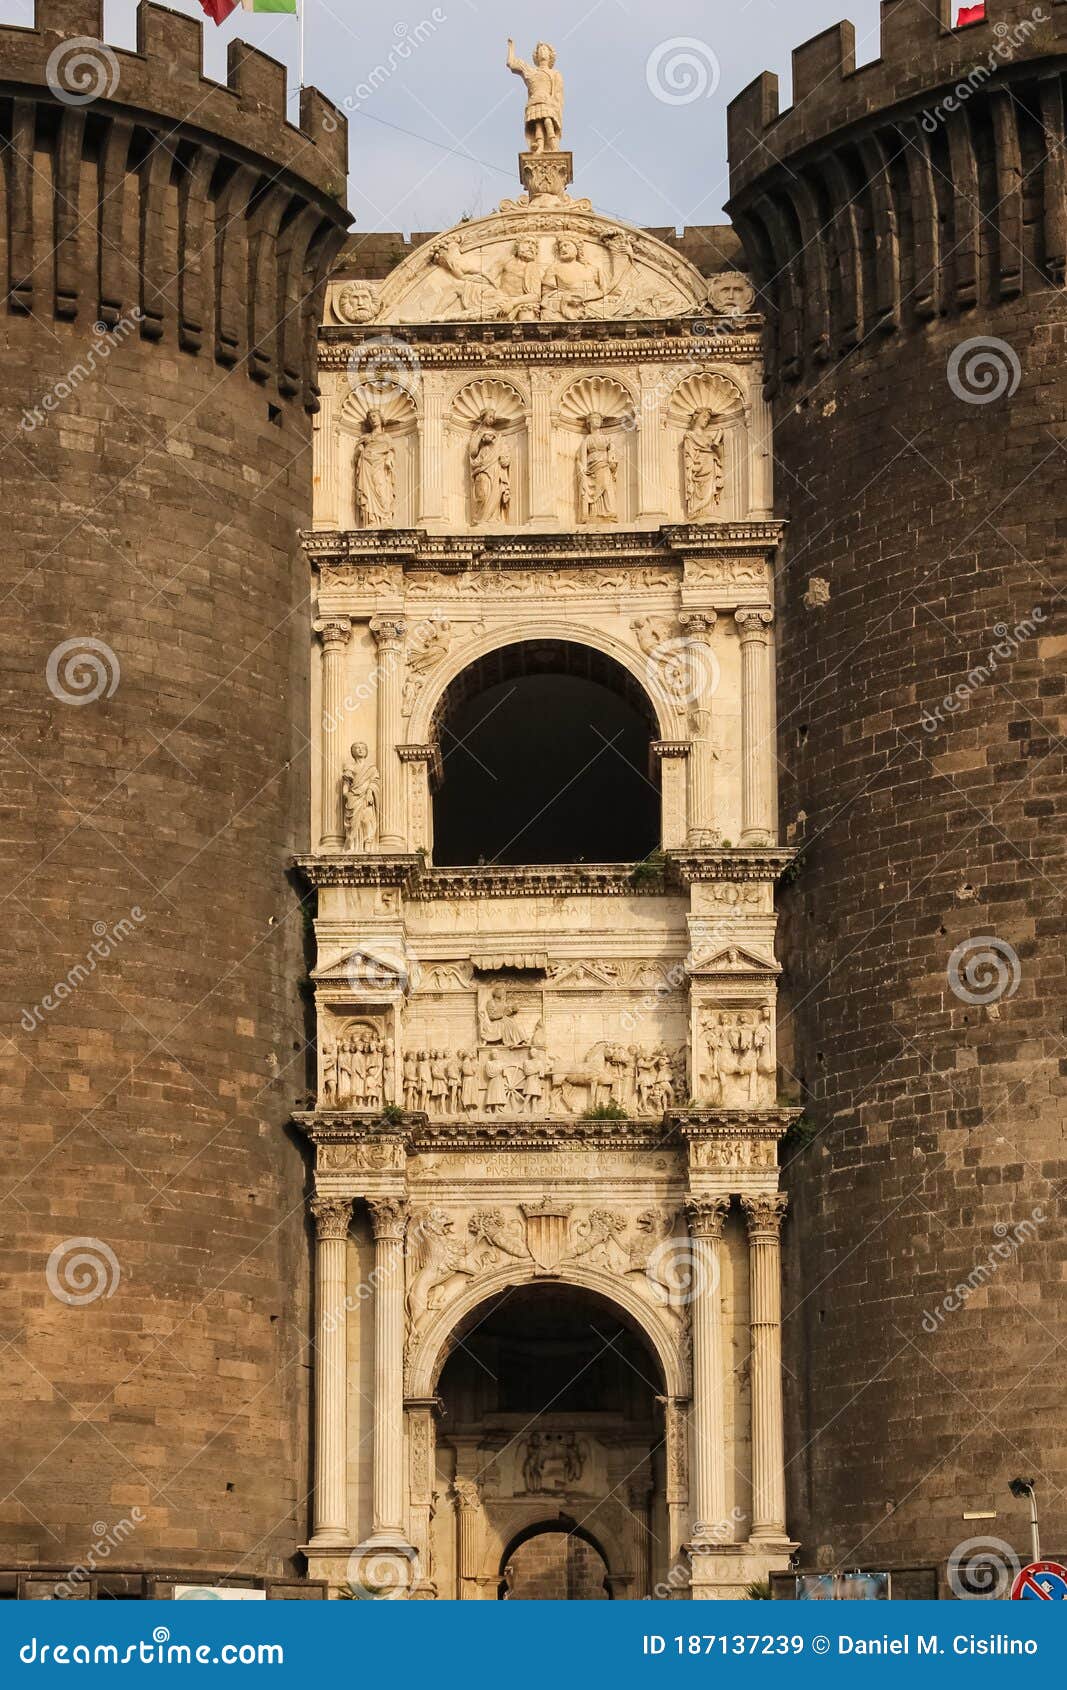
[297,130,796,1599]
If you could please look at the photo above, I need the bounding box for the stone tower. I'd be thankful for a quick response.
[0,2,348,1587]
[727,0,1066,1578]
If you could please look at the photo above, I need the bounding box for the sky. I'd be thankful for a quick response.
[3,0,886,233]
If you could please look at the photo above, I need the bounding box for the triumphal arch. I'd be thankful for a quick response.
[296,43,797,1600]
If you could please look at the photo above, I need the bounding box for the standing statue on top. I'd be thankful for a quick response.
[506,39,564,153]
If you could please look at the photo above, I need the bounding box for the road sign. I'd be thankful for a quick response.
[1011,1561,1067,1600]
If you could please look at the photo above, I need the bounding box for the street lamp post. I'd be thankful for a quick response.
[1009,1478,1041,1564]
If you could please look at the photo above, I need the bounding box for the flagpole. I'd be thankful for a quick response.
[299,0,305,89]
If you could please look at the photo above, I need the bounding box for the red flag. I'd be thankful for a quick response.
[955,4,985,23]
[199,0,240,22]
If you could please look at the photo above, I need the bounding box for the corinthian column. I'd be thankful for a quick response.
[679,611,718,845]
[314,616,352,849]
[369,617,406,852]
[367,1196,410,1542]
[741,1193,789,1542]
[453,1478,482,1599]
[685,1195,731,1541]
[734,608,775,845]
[309,1196,353,1547]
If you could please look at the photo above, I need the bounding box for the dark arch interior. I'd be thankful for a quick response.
[430,641,660,866]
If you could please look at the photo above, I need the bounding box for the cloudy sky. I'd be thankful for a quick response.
[7,0,887,232]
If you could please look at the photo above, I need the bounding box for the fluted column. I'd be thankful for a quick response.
[453,1478,482,1598]
[528,368,556,526]
[312,385,339,530]
[735,608,775,845]
[309,1196,353,1547]
[369,617,406,852]
[679,611,718,846]
[417,376,445,524]
[742,1193,789,1541]
[628,1478,653,1597]
[314,616,352,849]
[637,369,667,521]
[367,1196,410,1541]
[685,1195,731,1541]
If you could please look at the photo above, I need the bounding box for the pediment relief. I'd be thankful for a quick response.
[333,211,708,327]
[687,944,780,977]
[312,947,414,992]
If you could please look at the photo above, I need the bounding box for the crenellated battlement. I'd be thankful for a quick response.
[3,1,347,190]
[0,1,351,404]
[727,0,1067,387]
[729,0,1065,195]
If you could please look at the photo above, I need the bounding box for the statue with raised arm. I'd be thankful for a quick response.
[506,39,563,153]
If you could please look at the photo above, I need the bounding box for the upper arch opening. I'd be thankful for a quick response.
[429,638,660,867]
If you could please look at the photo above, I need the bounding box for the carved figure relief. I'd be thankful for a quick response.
[468,413,512,523]
[576,413,619,523]
[519,1431,587,1493]
[506,39,564,153]
[406,616,453,677]
[335,281,379,324]
[698,1007,776,1108]
[706,271,757,315]
[353,408,397,527]
[683,409,725,517]
[689,1136,777,1171]
[320,1020,390,1109]
[341,742,380,852]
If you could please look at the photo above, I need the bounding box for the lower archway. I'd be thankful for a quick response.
[499,1520,613,1600]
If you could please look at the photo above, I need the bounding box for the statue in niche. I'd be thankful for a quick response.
[468,412,512,524]
[683,408,725,517]
[576,412,619,523]
[506,39,564,153]
[542,237,604,320]
[341,742,379,852]
[496,238,543,318]
[353,408,397,527]
[430,236,508,320]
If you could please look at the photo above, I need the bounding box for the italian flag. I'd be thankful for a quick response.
[199,0,296,21]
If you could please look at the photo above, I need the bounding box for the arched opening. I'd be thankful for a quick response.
[499,1521,613,1600]
[433,1283,666,1599]
[429,640,660,866]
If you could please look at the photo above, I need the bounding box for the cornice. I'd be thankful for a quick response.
[295,853,796,895]
[301,522,784,571]
[671,1108,802,1137]
[295,1109,682,1151]
[319,322,762,365]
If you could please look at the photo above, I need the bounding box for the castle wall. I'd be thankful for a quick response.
[0,1,348,1578]
[728,0,1067,1572]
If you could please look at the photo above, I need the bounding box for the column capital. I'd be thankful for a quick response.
[314,615,353,650]
[685,1193,732,1239]
[452,1478,481,1512]
[679,609,717,640]
[734,606,774,641]
[369,615,406,650]
[367,1195,410,1240]
[310,1195,353,1241]
[741,1192,789,1239]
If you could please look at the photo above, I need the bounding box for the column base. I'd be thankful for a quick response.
[740,828,775,846]
[685,1539,798,1600]
[343,1538,421,1601]
[301,1547,356,1598]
